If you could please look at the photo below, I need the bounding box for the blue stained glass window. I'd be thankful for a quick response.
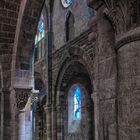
[65,0,72,5]
[38,15,44,33]
[35,14,45,44]
[74,87,81,120]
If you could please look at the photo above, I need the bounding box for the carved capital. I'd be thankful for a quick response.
[31,89,39,104]
[15,89,31,110]
[102,0,140,37]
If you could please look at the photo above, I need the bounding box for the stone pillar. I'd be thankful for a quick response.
[10,88,18,140]
[15,88,34,140]
[116,29,140,140]
[31,89,39,140]
[0,89,4,140]
[2,88,17,140]
[88,1,117,140]
[56,104,63,140]
[98,0,140,139]
[91,92,99,140]
[44,105,52,140]
[52,104,57,140]
[0,64,3,140]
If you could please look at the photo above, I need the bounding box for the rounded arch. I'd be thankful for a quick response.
[11,0,46,85]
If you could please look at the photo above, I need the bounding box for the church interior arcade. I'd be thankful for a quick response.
[0,0,140,140]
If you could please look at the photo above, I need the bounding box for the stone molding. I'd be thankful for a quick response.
[53,29,92,55]
[115,26,140,49]
[88,0,140,50]
[102,0,140,37]
[53,30,95,103]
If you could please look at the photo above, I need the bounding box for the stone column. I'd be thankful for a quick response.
[116,28,140,140]
[0,64,3,140]
[31,89,39,140]
[0,89,4,140]
[10,88,19,140]
[56,104,63,140]
[56,90,65,140]
[91,92,99,140]
[44,105,52,140]
[1,87,19,140]
[52,104,57,140]
[88,1,118,140]
[98,0,140,139]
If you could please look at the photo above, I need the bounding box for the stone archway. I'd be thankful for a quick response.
[11,0,45,86]
[9,1,45,140]
[54,53,95,140]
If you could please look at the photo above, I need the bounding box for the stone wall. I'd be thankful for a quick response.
[0,0,140,140]
[34,29,95,140]
[53,0,93,49]
[88,0,140,140]
[117,33,140,140]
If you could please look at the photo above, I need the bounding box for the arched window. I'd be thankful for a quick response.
[61,0,73,8]
[65,0,72,4]
[34,14,45,62]
[68,85,81,133]
[65,12,75,42]
[73,87,81,120]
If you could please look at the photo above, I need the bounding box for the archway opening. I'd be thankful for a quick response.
[57,61,94,140]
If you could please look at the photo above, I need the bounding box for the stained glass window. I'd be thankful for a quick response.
[68,85,81,133]
[38,15,44,33]
[74,87,81,120]
[34,13,45,62]
[65,0,72,4]
[35,14,45,45]
[61,0,72,8]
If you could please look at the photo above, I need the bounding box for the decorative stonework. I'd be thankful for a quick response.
[88,0,140,40]
[115,26,140,49]
[31,90,39,104]
[53,30,95,93]
[15,89,31,110]
[102,0,140,36]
